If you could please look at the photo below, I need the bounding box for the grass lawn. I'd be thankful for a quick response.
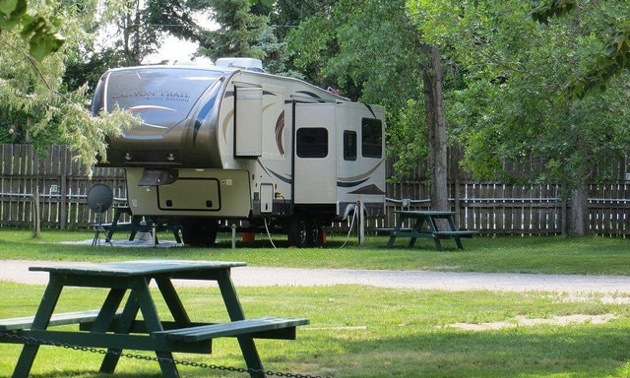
[0,228,628,275]
[0,228,628,377]
[0,282,628,377]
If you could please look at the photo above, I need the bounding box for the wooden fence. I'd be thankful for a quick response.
[2,144,629,236]
[0,145,126,229]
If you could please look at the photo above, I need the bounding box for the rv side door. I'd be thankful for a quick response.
[293,103,337,204]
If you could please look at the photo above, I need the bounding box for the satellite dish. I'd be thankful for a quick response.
[87,183,113,214]
[88,183,113,247]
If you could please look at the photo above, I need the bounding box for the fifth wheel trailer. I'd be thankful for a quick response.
[92,59,386,247]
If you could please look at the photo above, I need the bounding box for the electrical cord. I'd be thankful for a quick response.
[263,217,277,249]
[338,204,358,249]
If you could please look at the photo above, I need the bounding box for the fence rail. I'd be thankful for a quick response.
[1,145,629,236]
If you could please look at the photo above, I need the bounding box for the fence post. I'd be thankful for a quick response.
[358,197,365,245]
[59,146,68,229]
[60,174,67,229]
[32,186,41,238]
[454,180,461,227]
[561,201,567,236]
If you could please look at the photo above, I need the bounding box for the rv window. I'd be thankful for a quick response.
[344,131,357,161]
[296,128,328,158]
[105,68,222,128]
[362,118,383,158]
[91,76,106,116]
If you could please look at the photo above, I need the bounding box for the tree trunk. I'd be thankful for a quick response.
[421,44,449,211]
[568,182,589,236]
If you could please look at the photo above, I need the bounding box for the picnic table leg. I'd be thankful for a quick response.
[133,280,181,378]
[426,216,445,251]
[93,288,127,333]
[155,278,191,325]
[453,236,464,249]
[386,234,396,247]
[446,216,465,249]
[216,270,265,378]
[408,236,417,248]
[99,289,137,374]
[408,216,427,248]
[432,236,444,251]
[12,278,63,378]
[387,215,407,248]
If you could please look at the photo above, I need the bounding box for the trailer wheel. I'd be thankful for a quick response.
[306,219,322,247]
[287,218,308,248]
[181,220,218,247]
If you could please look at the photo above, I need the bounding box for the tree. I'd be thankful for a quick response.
[270,0,336,40]
[287,0,452,209]
[94,0,198,66]
[421,45,448,211]
[529,0,630,98]
[62,0,201,99]
[409,0,630,235]
[0,0,64,60]
[0,0,136,175]
[191,0,268,61]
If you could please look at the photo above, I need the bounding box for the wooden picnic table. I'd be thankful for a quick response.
[385,210,478,251]
[0,260,308,378]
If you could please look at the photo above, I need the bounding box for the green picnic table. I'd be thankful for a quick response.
[0,260,308,378]
[384,210,478,251]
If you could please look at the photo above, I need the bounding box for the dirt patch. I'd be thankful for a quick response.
[447,313,618,331]
[547,293,630,305]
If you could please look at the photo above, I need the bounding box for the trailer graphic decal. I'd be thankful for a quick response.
[337,178,370,188]
[257,159,291,184]
[349,184,386,195]
[275,112,285,155]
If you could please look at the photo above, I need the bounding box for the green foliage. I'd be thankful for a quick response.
[568,15,630,98]
[144,0,198,42]
[0,0,137,176]
[286,13,338,87]
[59,95,138,176]
[528,0,577,24]
[528,0,630,98]
[287,0,430,181]
[0,0,64,61]
[408,0,630,193]
[387,100,428,182]
[193,0,268,61]
[63,47,127,93]
[288,0,426,104]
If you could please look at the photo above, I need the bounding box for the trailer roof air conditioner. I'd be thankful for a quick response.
[215,57,264,72]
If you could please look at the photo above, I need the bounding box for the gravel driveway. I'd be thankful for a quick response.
[1,260,629,295]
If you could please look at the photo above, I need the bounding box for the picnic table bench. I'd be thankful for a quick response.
[382,210,478,251]
[0,310,122,331]
[0,260,308,378]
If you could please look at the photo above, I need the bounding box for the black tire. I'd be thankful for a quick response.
[181,219,218,247]
[287,218,308,248]
[306,219,322,247]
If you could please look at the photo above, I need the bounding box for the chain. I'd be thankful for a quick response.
[0,331,331,378]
